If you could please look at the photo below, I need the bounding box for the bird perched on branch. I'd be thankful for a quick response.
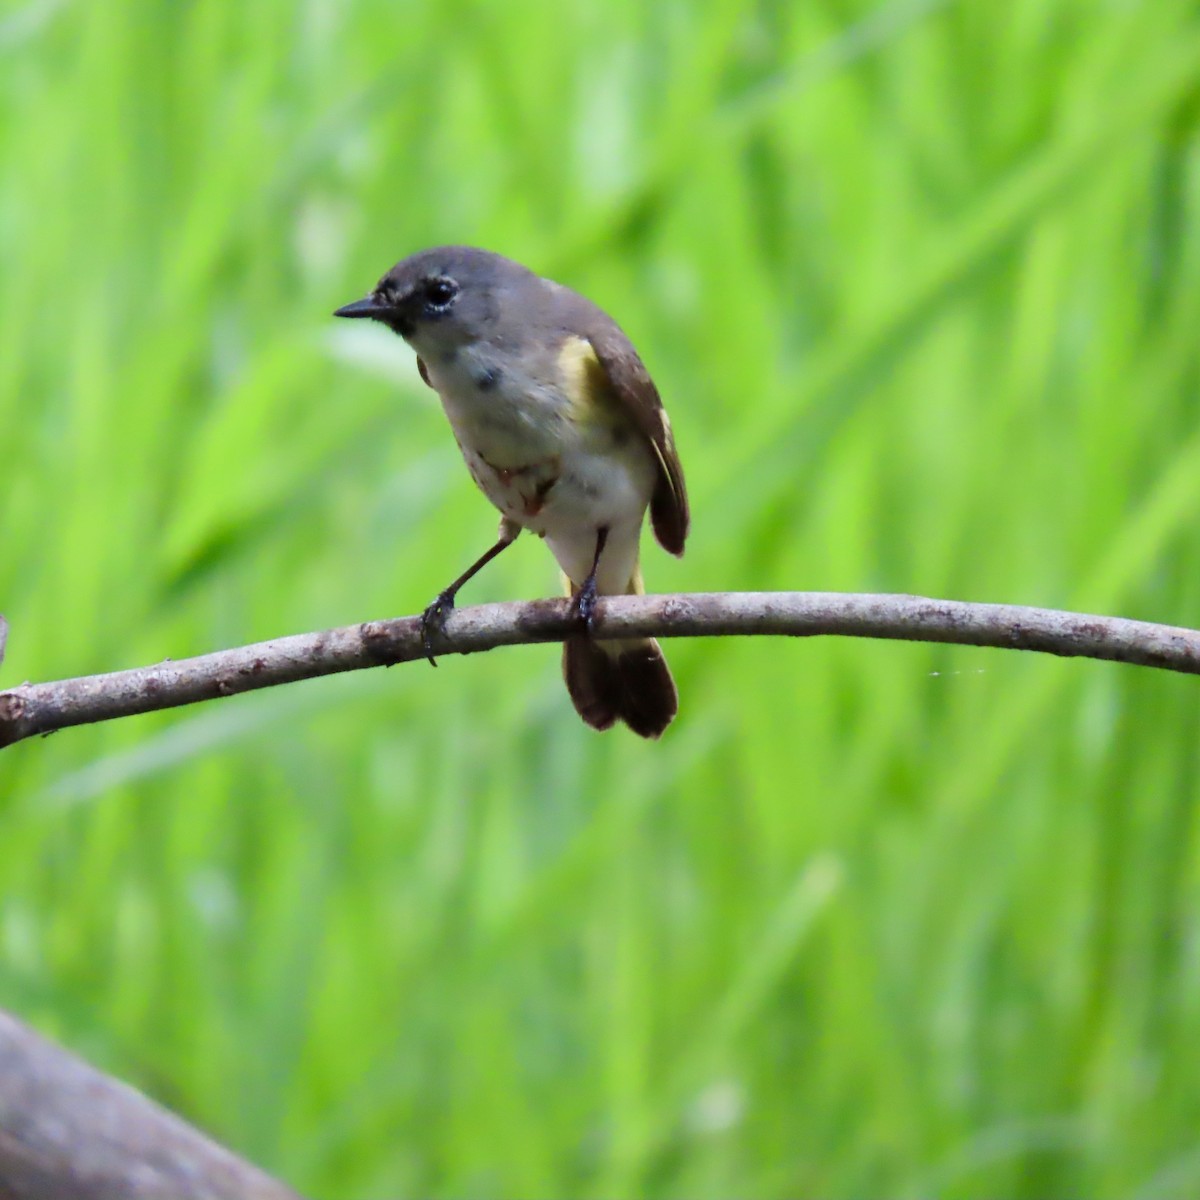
[335,246,688,738]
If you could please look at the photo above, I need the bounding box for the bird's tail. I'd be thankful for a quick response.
[561,565,678,739]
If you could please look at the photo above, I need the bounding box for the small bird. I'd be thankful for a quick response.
[335,246,688,738]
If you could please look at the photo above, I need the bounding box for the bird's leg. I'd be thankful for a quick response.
[573,526,609,634]
[421,519,519,665]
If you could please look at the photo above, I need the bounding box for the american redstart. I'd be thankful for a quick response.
[335,246,689,738]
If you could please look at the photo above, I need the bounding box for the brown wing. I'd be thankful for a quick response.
[586,327,689,556]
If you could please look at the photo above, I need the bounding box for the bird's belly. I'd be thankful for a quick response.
[430,349,657,588]
[457,440,561,525]
[457,432,656,540]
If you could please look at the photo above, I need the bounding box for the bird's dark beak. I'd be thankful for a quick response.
[333,296,390,319]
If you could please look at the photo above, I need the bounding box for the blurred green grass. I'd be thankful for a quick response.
[4,0,1200,1195]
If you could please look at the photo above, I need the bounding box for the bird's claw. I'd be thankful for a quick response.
[575,579,599,634]
[420,590,456,666]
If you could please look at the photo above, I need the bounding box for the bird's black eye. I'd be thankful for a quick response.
[424,277,458,310]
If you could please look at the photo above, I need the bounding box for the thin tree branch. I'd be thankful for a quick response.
[2,592,1198,749]
[0,1009,305,1200]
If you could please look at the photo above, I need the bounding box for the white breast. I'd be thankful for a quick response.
[422,342,658,591]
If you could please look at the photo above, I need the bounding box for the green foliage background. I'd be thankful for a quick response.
[4,0,1200,1195]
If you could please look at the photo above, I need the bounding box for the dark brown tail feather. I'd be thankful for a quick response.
[562,635,678,739]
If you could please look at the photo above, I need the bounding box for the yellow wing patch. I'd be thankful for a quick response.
[557,335,616,426]
[557,333,677,477]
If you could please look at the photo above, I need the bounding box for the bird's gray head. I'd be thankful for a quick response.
[334,245,536,353]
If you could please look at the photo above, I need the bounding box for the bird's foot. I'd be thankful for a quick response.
[420,589,456,666]
[574,578,600,634]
